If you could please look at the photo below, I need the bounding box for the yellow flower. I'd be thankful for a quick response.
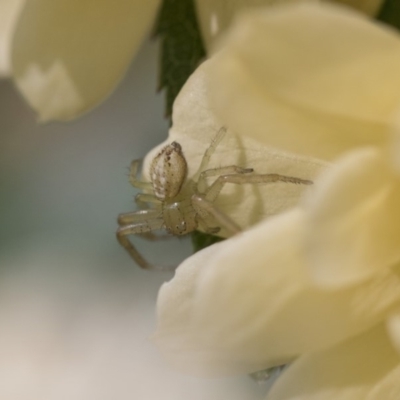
[153,3,400,398]
[0,0,384,121]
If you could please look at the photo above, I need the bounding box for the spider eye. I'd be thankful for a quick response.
[174,221,187,233]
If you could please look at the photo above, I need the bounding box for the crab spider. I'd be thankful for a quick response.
[117,128,312,270]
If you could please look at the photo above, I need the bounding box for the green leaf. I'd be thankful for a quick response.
[377,0,400,31]
[153,0,206,118]
[191,230,225,253]
[153,1,217,254]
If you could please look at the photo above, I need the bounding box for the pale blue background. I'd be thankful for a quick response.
[0,40,268,400]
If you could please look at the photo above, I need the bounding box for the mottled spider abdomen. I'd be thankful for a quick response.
[150,142,188,200]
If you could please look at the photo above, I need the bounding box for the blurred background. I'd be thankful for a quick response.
[0,39,267,399]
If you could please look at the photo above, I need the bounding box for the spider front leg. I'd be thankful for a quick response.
[119,206,174,242]
[193,172,313,236]
[129,159,153,190]
[192,194,242,236]
[117,210,174,270]
[197,165,253,193]
[205,173,313,202]
[135,193,161,208]
[117,209,161,225]
[192,127,227,181]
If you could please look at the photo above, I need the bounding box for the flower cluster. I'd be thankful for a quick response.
[153,3,400,399]
[2,1,400,398]
[1,0,383,121]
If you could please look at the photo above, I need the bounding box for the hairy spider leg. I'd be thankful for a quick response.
[197,165,253,193]
[204,173,313,203]
[191,173,313,235]
[192,126,227,181]
[117,214,176,270]
[192,194,242,236]
[117,209,161,225]
[126,163,164,241]
[118,209,171,242]
[129,159,153,190]
[193,213,221,235]
[191,166,254,236]
[134,193,162,212]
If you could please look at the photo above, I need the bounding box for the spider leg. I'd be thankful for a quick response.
[194,215,221,235]
[129,159,153,190]
[204,173,313,202]
[135,193,162,207]
[118,209,170,242]
[117,209,161,225]
[192,127,227,180]
[197,165,253,193]
[117,218,176,270]
[192,194,241,236]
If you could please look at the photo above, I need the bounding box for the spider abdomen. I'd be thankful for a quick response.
[150,142,187,200]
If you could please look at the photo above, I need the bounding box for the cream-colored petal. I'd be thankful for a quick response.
[304,148,400,287]
[389,112,400,175]
[195,0,382,51]
[266,325,400,400]
[143,59,327,237]
[11,0,161,121]
[387,312,400,355]
[155,243,222,358]
[0,0,25,76]
[154,208,400,375]
[332,0,384,15]
[195,0,317,51]
[366,363,400,400]
[209,3,400,161]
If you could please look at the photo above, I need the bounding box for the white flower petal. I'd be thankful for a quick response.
[154,209,400,375]
[195,0,383,51]
[16,61,84,122]
[366,363,400,400]
[0,0,25,76]
[388,112,400,174]
[333,0,384,15]
[266,325,400,400]
[154,243,222,363]
[11,0,161,121]
[144,59,327,237]
[304,148,400,287]
[209,3,400,160]
[195,0,316,51]
[387,312,400,356]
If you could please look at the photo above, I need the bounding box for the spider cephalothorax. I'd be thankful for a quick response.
[117,128,312,270]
